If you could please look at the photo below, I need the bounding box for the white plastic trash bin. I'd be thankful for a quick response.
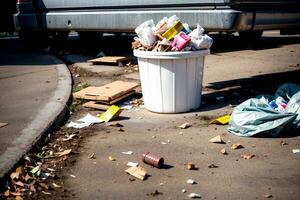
[134,49,209,113]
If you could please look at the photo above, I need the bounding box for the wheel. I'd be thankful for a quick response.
[78,32,103,43]
[239,30,263,42]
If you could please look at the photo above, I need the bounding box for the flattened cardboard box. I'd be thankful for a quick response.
[73,81,139,102]
[88,56,131,65]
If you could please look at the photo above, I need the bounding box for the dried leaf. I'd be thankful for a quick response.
[208,164,218,168]
[178,123,191,129]
[125,166,147,180]
[89,153,96,159]
[52,182,62,188]
[16,196,23,200]
[209,135,225,143]
[10,192,22,196]
[39,182,49,190]
[10,172,20,180]
[15,167,23,174]
[42,191,51,195]
[220,148,227,155]
[30,184,36,192]
[13,181,25,187]
[241,153,255,160]
[231,143,243,150]
[55,149,72,157]
[61,134,76,142]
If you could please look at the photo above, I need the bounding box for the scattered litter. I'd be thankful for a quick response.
[228,83,300,137]
[292,149,300,154]
[187,179,196,184]
[70,174,76,178]
[241,153,255,160]
[67,113,103,129]
[125,166,147,180]
[142,152,164,168]
[220,148,227,155]
[159,182,164,186]
[99,105,122,122]
[182,189,187,193]
[10,172,20,180]
[208,164,218,168]
[14,181,24,187]
[264,194,273,198]
[89,153,96,159]
[209,115,230,125]
[209,135,225,143]
[161,142,167,145]
[52,182,62,188]
[179,132,183,135]
[10,192,22,196]
[61,134,76,142]
[216,96,225,101]
[54,149,72,157]
[280,141,288,146]
[152,135,156,139]
[185,162,198,170]
[188,193,201,198]
[178,122,191,129]
[41,191,51,195]
[231,143,243,150]
[108,156,116,161]
[122,151,133,155]
[147,190,163,196]
[127,162,139,167]
[0,122,8,128]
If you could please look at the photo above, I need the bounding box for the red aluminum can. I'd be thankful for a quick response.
[142,152,164,168]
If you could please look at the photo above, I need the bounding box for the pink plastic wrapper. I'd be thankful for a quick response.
[171,32,191,51]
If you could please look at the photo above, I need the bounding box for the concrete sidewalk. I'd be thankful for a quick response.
[0,39,72,177]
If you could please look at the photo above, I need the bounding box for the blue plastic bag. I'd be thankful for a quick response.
[228,83,300,137]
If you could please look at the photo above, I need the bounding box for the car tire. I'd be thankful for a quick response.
[78,32,103,43]
[239,30,263,42]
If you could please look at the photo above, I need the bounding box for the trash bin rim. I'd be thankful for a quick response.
[133,49,210,59]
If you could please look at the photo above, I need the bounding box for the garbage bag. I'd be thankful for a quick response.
[228,83,300,137]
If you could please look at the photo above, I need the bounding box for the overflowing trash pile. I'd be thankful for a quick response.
[132,15,213,52]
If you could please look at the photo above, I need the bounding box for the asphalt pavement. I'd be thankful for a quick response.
[0,38,72,177]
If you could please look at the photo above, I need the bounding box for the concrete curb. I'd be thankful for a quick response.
[0,55,72,178]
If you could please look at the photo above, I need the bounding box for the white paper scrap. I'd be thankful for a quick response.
[292,149,300,154]
[127,162,139,167]
[187,179,196,184]
[67,114,103,129]
[188,193,201,198]
[122,151,133,155]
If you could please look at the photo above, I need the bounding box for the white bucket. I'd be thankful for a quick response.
[134,49,209,113]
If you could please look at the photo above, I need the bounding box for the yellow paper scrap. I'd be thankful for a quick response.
[209,115,230,125]
[99,105,122,122]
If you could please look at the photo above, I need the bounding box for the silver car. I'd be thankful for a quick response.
[14,0,300,41]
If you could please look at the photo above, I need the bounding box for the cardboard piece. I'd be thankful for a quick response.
[83,101,110,110]
[88,56,131,65]
[125,166,147,180]
[73,81,139,102]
